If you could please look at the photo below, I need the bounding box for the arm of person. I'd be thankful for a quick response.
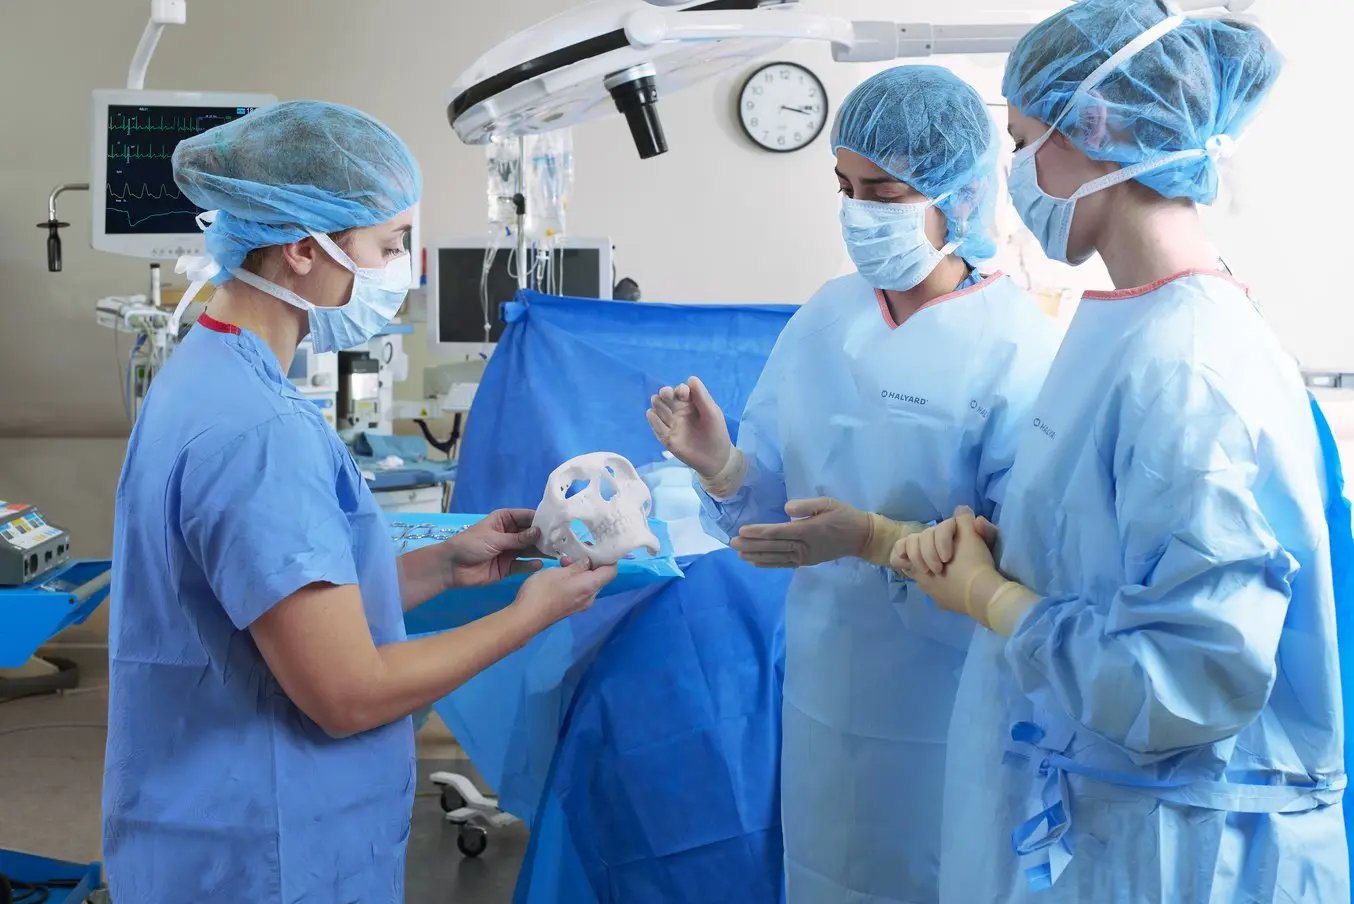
[693,359,790,541]
[396,544,454,612]
[179,416,605,737]
[249,567,608,738]
[1003,373,1294,760]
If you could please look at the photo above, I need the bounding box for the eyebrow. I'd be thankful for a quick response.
[834,168,904,186]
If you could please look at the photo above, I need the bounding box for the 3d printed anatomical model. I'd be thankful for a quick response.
[531,452,662,566]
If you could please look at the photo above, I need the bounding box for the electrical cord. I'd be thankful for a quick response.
[0,872,82,904]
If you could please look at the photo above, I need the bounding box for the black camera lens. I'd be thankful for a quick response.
[605,65,668,160]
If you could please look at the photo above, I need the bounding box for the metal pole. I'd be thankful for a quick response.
[515,135,528,290]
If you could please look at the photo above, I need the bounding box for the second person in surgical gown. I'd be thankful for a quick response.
[646,66,1061,904]
[894,2,1349,901]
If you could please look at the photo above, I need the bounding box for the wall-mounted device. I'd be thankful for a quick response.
[90,88,277,261]
[427,237,612,359]
[0,503,71,587]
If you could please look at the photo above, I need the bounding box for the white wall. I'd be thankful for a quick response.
[0,0,1343,640]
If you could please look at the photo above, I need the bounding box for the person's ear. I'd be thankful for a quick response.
[1074,101,1111,151]
[279,236,323,277]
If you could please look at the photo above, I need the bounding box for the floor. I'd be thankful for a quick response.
[0,651,529,901]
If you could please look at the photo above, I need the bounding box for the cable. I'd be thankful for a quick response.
[0,872,82,904]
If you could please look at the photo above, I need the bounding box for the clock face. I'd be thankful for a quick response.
[738,63,829,153]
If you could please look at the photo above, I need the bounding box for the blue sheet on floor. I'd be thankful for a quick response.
[436,291,797,903]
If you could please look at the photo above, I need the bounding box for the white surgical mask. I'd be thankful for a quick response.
[840,196,958,292]
[1008,10,1235,265]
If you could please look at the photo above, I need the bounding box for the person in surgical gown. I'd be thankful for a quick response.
[103,101,617,904]
[892,3,1350,901]
[646,66,1062,904]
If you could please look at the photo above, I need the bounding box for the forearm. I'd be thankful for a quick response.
[694,453,787,538]
[343,603,549,735]
[1006,577,1282,758]
[396,545,453,612]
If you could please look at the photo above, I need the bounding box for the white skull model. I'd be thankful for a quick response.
[532,452,662,567]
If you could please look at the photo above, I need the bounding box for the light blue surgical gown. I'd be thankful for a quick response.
[698,271,1062,903]
[940,271,1350,903]
[104,315,414,904]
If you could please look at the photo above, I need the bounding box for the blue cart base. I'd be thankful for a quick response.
[0,849,101,904]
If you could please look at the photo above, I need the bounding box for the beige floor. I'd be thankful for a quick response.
[0,650,468,865]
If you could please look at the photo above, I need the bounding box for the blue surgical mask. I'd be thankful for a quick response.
[840,196,957,292]
[230,232,412,353]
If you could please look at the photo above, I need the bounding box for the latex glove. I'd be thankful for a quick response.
[646,377,745,496]
[892,506,1037,635]
[891,510,1000,575]
[733,497,922,568]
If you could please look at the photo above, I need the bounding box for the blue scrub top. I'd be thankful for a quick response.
[104,314,414,904]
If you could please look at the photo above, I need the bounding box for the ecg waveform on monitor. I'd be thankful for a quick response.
[107,143,178,163]
[107,183,184,201]
[103,104,255,237]
[106,182,197,229]
[107,111,234,135]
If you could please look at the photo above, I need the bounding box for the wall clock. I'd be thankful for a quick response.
[737,62,829,153]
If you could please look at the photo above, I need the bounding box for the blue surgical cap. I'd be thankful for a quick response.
[173,100,422,281]
[832,65,1001,262]
[1003,0,1282,205]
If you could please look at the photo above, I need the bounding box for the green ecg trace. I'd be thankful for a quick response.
[108,144,176,161]
[108,113,216,134]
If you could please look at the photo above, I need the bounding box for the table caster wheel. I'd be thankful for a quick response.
[457,825,489,858]
[440,786,467,813]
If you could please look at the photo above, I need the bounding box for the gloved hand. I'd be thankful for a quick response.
[733,497,922,569]
[891,509,999,575]
[646,376,744,496]
[891,507,1036,635]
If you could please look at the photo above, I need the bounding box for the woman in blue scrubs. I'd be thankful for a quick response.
[893,3,1349,901]
[103,101,617,903]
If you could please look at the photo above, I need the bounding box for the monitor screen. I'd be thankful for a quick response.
[436,247,604,344]
[103,103,260,237]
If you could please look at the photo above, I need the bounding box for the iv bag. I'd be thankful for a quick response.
[487,136,520,229]
[485,131,574,243]
[526,129,573,242]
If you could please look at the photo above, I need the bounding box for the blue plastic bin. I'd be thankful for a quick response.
[0,849,101,904]
[0,560,112,668]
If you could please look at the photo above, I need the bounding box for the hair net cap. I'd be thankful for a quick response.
[173,100,423,281]
[832,65,1001,263]
[1003,0,1282,205]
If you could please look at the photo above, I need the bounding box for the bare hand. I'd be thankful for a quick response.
[646,376,733,478]
[444,509,545,589]
[513,559,619,627]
